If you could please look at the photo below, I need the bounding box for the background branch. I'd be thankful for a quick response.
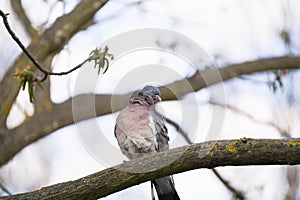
[3,138,300,200]
[209,101,290,137]
[212,168,245,200]
[1,1,299,199]
[10,0,38,38]
[1,56,300,167]
[0,10,45,78]
[0,10,111,83]
[164,116,192,144]
[0,181,11,196]
[0,0,109,129]
[164,115,245,199]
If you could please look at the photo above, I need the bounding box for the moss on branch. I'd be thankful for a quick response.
[3,138,300,200]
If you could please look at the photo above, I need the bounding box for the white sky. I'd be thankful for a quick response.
[1,0,300,199]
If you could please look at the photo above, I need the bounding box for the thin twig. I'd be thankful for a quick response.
[239,74,270,85]
[0,10,48,80]
[212,169,245,200]
[0,10,110,82]
[164,116,193,144]
[0,181,12,195]
[209,101,290,138]
[164,111,246,200]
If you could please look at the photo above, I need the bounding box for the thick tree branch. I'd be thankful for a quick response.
[1,56,300,167]
[34,54,55,112]
[159,56,300,100]
[165,115,245,198]
[165,116,245,198]
[3,138,300,199]
[0,0,109,130]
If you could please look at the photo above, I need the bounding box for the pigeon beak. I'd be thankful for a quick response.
[156,95,162,102]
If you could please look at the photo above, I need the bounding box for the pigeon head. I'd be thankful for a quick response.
[138,85,162,102]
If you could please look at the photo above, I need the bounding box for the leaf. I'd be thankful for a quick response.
[28,82,35,103]
[15,68,39,103]
[103,58,109,74]
[23,70,35,79]
[89,46,113,75]
[21,79,27,90]
[37,80,45,90]
[279,29,291,45]
[270,70,284,93]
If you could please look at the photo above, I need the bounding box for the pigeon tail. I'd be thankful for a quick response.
[151,176,180,200]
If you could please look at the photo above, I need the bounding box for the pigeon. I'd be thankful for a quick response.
[115,85,180,200]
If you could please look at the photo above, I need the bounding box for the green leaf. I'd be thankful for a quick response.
[21,79,27,90]
[103,58,109,74]
[279,29,290,45]
[28,82,35,103]
[89,46,113,75]
[23,70,34,79]
[270,70,284,93]
[37,80,45,90]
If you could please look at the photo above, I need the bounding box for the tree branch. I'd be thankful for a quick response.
[165,116,245,198]
[0,0,109,129]
[209,101,290,137]
[3,138,300,199]
[0,10,112,83]
[286,166,299,199]
[211,168,244,200]
[165,116,192,144]
[10,0,38,38]
[1,56,300,167]
[0,181,11,196]
[0,10,47,81]
[160,56,300,101]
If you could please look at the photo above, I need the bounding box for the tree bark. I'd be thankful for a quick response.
[2,138,300,200]
[1,56,300,167]
[1,1,299,199]
[0,0,109,130]
[10,0,38,38]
